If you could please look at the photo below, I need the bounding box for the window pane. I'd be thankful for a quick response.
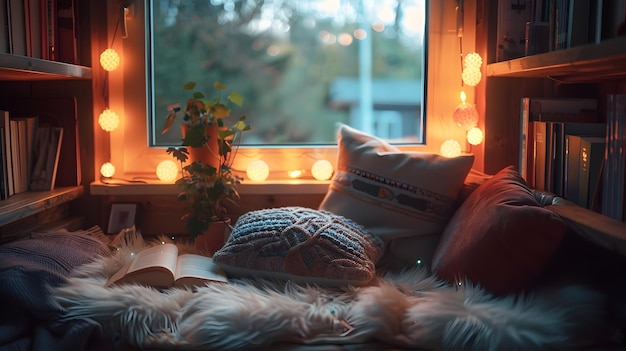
[149,0,426,146]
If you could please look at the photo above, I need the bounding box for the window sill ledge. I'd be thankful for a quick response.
[90,179,331,196]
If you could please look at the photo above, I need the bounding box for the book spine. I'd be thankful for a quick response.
[46,0,55,60]
[7,0,27,55]
[578,137,605,210]
[519,97,530,184]
[0,0,9,53]
[0,111,14,197]
[565,134,581,204]
[534,121,547,191]
[602,94,626,221]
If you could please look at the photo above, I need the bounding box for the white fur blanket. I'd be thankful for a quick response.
[51,231,613,350]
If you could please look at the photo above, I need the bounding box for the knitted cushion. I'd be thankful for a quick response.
[212,207,384,286]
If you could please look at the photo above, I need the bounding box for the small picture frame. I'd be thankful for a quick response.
[107,203,138,234]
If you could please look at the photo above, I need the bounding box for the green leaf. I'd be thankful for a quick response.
[161,110,177,135]
[182,125,209,147]
[234,120,247,131]
[192,91,205,99]
[217,129,235,139]
[229,91,244,106]
[183,82,196,90]
[212,104,231,119]
[166,147,189,163]
[213,82,228,90]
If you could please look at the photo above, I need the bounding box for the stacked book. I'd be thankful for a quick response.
[0,110,63,200]
[519,97,605,210]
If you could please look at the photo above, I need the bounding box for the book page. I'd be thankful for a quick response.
[174,254,228,288]
[128,243,179,274]
[106,243,180,288]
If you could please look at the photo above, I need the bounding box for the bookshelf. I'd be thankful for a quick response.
[486,36,626,82]
[0,56,90,228]
[0,53,92,81]
[478,0,626,222]
[0,186,83,227]
[0,0,95,230]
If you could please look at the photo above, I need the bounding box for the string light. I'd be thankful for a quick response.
[464,52,482,69]
[246,160,270,181]
[100,48,120,71]
[453,91,479,130]
[100,162,116,178]
[440,140,462,158]
[98,109,120,132]
[461,66,482,87]
[311,160,334,180]
[467,127,484,145]
[156,160,178,182]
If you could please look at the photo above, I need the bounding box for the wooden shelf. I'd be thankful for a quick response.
[0,186,84,227]
[90,180,330,196]
[0,53,92,81]
[486,37,626,83]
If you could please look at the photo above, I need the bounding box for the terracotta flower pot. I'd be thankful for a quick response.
[194,218,231,257]
[180,125,220,169]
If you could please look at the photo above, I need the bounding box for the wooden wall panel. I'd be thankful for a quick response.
[99,194,326,236]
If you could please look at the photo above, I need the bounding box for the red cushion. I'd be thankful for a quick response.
[432,166,567,295]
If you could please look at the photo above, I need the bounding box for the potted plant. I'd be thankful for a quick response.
[163,81,251,252]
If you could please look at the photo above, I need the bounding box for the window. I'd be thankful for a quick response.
[148,0,427,147]
[102,1,468,184]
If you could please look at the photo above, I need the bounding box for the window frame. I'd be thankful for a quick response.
[98,0,473,186]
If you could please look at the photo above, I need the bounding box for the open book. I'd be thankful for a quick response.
[105,243,228,289]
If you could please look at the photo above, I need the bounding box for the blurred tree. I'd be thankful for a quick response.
[152,0,424,145]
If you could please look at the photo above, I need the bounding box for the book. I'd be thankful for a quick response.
[519,97,597,188]
[29,127,62,191]
[603,94,626,221]
[56,0,77,64]
[550,122,605,197]
[13,116,38,187]
[578,136,605,210]
[2,97,81,187]
[565,134,582,204]
[0,0,9,53]
[554,0,570,50]
[0,127,6,199]
[105,243,228,289]
[7,0,26,55]
[565,134,605,208]
[496,0,532,61]
[8,119,26,193]
[0,111,13,197]
[27,0,43,59]
[566,0,590,48]
[534,120,549,191]
[45,0,56,60]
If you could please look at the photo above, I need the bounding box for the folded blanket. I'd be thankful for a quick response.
[0,231,112,351]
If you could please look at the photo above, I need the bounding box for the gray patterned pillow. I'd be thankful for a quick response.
[212,207,384,286]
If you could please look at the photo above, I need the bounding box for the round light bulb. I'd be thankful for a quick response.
[453,92,479,130]
[464,52,483,69]
[461,67,482,86]
[311,159,334,180]
[100,48,120,71]
[156,160,179,182]
[467,127,484,145]
[100,162,115,178]
[98,109,120,132]
[440,140,462,158]
[246,160,270,181]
